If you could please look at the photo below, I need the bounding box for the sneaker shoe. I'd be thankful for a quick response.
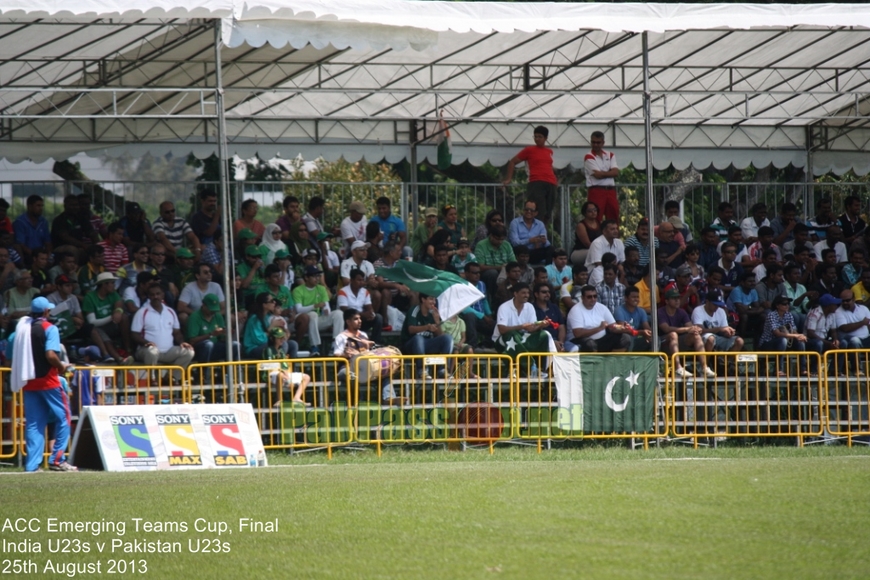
[120,356,135,366]
[675,367,693,378]
[49,462,78,472]
[309,346,320,357]
[703,366,717,378]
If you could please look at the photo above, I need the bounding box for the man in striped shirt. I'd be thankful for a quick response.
[152,201,202,262]
[98,222,128,274]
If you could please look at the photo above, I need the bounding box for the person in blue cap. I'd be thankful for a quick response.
[7,296,77,472]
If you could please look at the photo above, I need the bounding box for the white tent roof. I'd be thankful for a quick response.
[1,1,869,174]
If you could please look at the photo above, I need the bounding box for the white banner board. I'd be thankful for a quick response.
[70,404,267,471]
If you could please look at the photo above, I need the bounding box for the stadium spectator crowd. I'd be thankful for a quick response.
[3,181,869,392]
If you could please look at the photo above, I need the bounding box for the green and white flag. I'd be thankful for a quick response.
[375,260,483,321]
[552,355,658,433]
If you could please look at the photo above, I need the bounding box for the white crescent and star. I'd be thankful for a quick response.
[605,370,641,412]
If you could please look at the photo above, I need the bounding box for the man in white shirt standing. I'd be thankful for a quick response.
[131,283,194,381]
[584,131,620,224]
[566,285,632,352]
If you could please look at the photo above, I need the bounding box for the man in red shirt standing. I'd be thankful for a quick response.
[502,126,558,225]
[584,131,620,224]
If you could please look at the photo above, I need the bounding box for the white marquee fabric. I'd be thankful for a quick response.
[0,1,868,174]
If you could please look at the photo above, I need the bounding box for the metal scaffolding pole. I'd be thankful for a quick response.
[643,32,659,346]
[214,21,236,397]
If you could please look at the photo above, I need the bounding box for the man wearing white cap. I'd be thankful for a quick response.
[7,296,77,471]
[82,271,132,364]
[341,240,382,315]
[131,283,194,377]
[340,201,368,258]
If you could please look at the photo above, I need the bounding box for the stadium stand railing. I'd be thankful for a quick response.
[823,350,870,445]
[671,352,824,446]
[1,368,20,460]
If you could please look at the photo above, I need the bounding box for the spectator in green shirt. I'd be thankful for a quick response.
[82,272,132,364]
[186,293,239,363]
[256,264,309,351]
[474,224,516,298]
[292,265,333,356]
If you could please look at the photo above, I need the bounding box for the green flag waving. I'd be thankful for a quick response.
[552,355,659,434]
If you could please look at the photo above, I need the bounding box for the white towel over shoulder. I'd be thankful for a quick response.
[10,316,35,392]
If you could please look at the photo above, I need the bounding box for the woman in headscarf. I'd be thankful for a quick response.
[287,220,320,266]
[259,223,289,266]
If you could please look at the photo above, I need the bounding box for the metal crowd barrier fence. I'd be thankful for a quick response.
[823,350,870,443]
[670,352,823,445]
[188,358,353,453]
[0,368,19,460]
[513,352,670,447]
[352,353,515,453]
[68,365,188,415]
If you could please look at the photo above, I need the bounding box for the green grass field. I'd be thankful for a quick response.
[2,447,869,579]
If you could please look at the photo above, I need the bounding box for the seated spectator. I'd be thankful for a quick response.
[0,245,18,294]
[438,204,466,249]
[460,262,495,349]
[401,292,454,379]
[769,202,799,247]
[262,327,311,404]
[727,271,764,340]
[623,218,657,270]
[340,200,368,257]
[656,220,684,268]
[839,195,867,246]
[83,272,132,364]
[441,314,479,377]
[588,251,618,287]
[692,292,744,354]
[752,248,779,281]
[596,263,625,314]
[812,262,843,299]
[755,264,786,313]
[119,202,154,247]
[699,266,727,305]
[835,289,870,350]
[622,246,646,288]
[273,249,295,291]
[814,225,848,264]
[451,238,476,272]
[509,200,553,265]
[663,265,700,314]
[759,295,807,375]
[177,263,226,325]
[122,271,155,315]
[258,264,308,346]
[186,293,238,363]
[532,281,570,352]
[783,264,812,331]
[658,288,712,378]
[666,215,690,247]
[493,283,556,372]
[190,189,222,267]
[494,261,523,310]
[244,291,299,360]
[664,200,692,242]
[287,221,319,267]
[365,221,385,263]
[77,244,106,298]
[0,198,11,235]
[260,224,289,266]
[421,228,453,265]
[30,249,52,295]
[740,202,770,245]
[743,226,781,269]
[841,248,865,287]
[571,201,602,268]
[585,219,624,271]
[292,265,334,356]
[152,201,201,263]
[614,285,653,352]
[431,245,459,276]
[498,245,533,287]
[50,194,97,259]
[238,245,266,299]
[13,194,52,266]
[698,227,721,272]
[131,283,194,379]
[710,201,738,241]
[334,308,397,404]
[545,249,572,290]
[98,222,129,274]
[148,243,178,305]
[233,198,265,241]
[4,269,38,321]
[413,207,441,260]
[683,243,705,283]
[806,294,841,375]
[371,196,410,256]
[115,243,156,293]
[335,267,383,345]
[372,240,412,314]
[276,195,301,243]
[567,284,632,352]
[47,252,79,295]
[475,224,515,297]
[533,265,550,292]
[792,245,816,287]
[853,268,870,307]
[234,226,259,261]
[808,196,835,241]
[718,225,748,262]
[340,240,382,314]
[46,274,88,347]
[472,209,505,252]
[783,223,815,258]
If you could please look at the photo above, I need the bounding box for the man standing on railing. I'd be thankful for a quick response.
[502,126,558,225]
[583,131,620,225]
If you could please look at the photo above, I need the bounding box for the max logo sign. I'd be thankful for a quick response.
[110,415,157,468]
[202,414,248,466]
[156,414,202,466]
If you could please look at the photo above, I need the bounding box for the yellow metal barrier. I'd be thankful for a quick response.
[0,368,19,460]
[353,353,515,451]
[671,351,823,444]
[189,358,354,451]
[68,365,187,414]
[514,352,669,443]
[823,350,870,443]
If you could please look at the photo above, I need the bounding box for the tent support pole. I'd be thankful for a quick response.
[214,21,236,397]
[642,31,658,346]
[409,121,419,227]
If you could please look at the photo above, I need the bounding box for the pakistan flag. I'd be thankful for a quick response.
[552,355,658,433]
[49,300,77,339]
